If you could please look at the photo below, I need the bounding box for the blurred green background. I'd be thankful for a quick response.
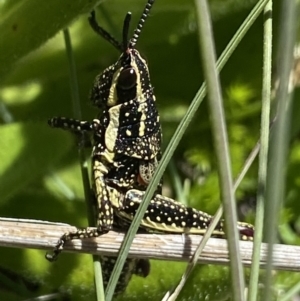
[1,0,300,300]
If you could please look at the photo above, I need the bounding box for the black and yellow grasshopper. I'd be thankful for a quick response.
[46,0,254,294]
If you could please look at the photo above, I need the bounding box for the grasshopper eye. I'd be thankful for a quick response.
[117,67,137,90]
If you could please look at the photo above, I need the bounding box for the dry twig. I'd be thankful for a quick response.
[0,217,299,271]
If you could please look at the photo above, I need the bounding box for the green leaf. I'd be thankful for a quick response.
[0,122,73,201]
[0,0,101,80]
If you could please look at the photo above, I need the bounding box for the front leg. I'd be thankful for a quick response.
[48,117,93,133]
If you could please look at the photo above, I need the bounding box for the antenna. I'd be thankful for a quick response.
[88,10,123,52]
[129,0,155,48]
[122,13,132,51]
[89,0,156,52]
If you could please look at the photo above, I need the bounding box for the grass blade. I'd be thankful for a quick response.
[262,1,298,301]
[247,2,273,301]
[105,0,270,299]
[195,0,245,300]
[63,28,105,301]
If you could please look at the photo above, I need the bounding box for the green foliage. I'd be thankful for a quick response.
[1,0,300,300]
[0,0,100,79]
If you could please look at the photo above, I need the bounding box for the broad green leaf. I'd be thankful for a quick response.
[0,122,73,201]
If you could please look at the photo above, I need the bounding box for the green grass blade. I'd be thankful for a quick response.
[62,28,105,301]
[263,1,298,301]
[278,281,300,301]
[163,98,265,301]
[247,2,273,301]
[105,0,270,299]
[196,0,245,300]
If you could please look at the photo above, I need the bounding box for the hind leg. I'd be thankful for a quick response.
[45,160,115,262]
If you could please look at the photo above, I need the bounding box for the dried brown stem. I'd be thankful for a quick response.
[0,217,298,271]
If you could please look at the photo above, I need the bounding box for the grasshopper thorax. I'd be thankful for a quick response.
[89,0,161,166]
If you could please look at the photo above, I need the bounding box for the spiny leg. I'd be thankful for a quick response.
[46,161,115,261]
[46,160,114,262]
[118,189,254,240]
[48,117,95,148]
[46,226,107,261]
[48,117,94,133]
[46,122,118,261]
